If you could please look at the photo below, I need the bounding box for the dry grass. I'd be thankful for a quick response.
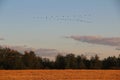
[0,70,120,80]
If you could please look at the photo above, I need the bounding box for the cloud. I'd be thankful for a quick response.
[0,45,60,58]
[34,48,59,57]
[65,35,120,46]
[116,47,120,50]
[0,37,5,40]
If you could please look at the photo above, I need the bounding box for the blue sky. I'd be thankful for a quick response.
[0,0,120,58]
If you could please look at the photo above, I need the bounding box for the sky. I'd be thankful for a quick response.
[0,0,120,59]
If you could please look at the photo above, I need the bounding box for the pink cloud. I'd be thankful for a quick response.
[0,45,59,57]
[65,35,120,46]
[0,37,4,40]
[116,47,120,50]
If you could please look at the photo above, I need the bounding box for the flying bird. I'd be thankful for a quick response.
[33,14,92,23]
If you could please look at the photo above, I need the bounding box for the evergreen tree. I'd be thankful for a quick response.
[90,55,102,69]
[103,56,118,69]
[55,54,66,69]
[76,55,86,69]
[22,51,36,69]
[65,54,77,69]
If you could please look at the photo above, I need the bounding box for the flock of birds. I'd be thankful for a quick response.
[32,14,92,23]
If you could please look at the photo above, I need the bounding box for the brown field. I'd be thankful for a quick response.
[0,70,120,80]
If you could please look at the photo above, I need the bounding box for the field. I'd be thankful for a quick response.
[0,70,120,80]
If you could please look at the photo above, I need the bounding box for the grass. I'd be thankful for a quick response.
[0,70,120,80]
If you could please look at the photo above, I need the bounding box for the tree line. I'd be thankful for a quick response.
[0,48,120,69]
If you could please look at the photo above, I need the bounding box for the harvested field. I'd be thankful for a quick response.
[0,70,120,80]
